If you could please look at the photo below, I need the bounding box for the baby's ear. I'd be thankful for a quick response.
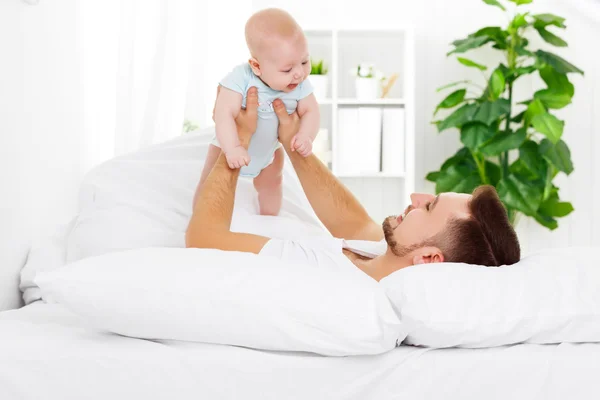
[248,58,261,76]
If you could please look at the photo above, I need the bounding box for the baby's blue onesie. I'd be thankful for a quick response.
[213,63,314,178]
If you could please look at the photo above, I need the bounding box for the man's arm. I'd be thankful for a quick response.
[272,99,384,242]
[186,87,270,254]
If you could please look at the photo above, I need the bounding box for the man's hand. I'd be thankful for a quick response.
[234,86,258,149]
[272,98,301,150]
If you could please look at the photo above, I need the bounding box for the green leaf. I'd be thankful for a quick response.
[460,122,495,150]
[532,113,564,143]
[482,0,506,10]
[480,127,527,156]
[485,161,502,186]
[448,35,490,55]
[435,89,467,115]
[533,13,566,28]
[535,27,568,47]
[539,67,574,97]
[457,57,487,71]
[436,80,470,92]
[440,147,474,170]
[524,98,546,126]
[472,98,511,125]
[518,140,545,179]
[474,27,508,48]
[510,159,539,181]
[497,174,543,216]
[515,65,538,76]
[514,45,533,57]
[539,139,574,175]
[511,13,530,29]
[435,165,482,194]
[512,111,526,123]
[536,50,584,75]
[508,0,533,5]
[488,68,506,100]
[534,213,559,230]
[534,89,571,109]
[437,103,478,132]
[426,171,440,182]
[539,193,574,217]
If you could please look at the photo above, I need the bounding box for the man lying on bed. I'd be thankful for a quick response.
[186,87,521,281]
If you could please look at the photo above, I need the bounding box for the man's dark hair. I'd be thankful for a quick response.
[436,185,521,266]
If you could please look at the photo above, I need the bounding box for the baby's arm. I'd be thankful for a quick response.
[214,86,250,168]
[293,94,320,157]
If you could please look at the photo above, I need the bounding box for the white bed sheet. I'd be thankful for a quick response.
[1,303,599,400]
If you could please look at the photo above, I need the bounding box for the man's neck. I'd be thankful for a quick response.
[345,250,411,281]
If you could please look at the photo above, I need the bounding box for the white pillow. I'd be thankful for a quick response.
[19,218,75,305]
[35,247,404,356]
[66,129,324,262]
[380,247,600,348]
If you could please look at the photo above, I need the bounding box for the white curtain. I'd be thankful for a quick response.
[184,0,253,129]
[81,0,195,173]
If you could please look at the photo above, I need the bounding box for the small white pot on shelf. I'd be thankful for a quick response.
[355,77,381,100]
[310,75,329,101]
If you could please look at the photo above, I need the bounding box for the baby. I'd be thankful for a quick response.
[197,8,320,216]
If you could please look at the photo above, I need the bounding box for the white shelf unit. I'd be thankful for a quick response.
[304,27,415,222]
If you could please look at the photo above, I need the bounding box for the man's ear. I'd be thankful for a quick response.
[411,247,444,265]
[248,58,261,76]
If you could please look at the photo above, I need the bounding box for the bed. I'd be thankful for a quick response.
[1,129,599,399]
[1,303,599,399]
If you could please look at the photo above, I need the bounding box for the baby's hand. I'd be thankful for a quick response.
[291,134,313,157]
[225,146,250,169]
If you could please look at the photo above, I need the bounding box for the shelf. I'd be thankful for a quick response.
[337,98,405,105]
[335,171,405,178]
[317,98,405,106]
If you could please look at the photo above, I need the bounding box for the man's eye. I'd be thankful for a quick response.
[426,202,431,211]
[283,69,292,73]
[302,61,308,65]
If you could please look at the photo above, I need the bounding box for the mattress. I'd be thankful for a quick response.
[1,303,599,400]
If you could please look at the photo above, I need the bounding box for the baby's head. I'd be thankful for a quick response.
[245,8,310,93]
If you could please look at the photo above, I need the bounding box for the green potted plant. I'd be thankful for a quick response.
[426,0,583,230]
[351,63,385,99]
[309,59,329,100]
[182,119,198,134]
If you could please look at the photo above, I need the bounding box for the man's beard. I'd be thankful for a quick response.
[382,217,428,258]
[382,217,407,257]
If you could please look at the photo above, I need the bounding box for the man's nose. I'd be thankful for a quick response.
[409,194,431,210]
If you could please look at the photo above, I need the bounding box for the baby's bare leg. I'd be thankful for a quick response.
[253,147,284,216]
[192,144,222,209]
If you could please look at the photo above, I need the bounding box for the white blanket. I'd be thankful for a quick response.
[1,303,599,400]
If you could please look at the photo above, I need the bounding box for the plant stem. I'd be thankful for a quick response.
[502,25,518,179]
[471,150,489,185]
[502,83,512,177]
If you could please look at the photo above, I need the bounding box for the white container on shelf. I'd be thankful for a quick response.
[357,107,382,173]
[355,77,381,99]
[309,75,329,100]
[335,108,359,175]
[382,108,405,174]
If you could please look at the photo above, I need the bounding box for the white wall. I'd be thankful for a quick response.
[252,0,600,254]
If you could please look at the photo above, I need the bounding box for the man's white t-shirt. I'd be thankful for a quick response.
[259,236,387,276]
